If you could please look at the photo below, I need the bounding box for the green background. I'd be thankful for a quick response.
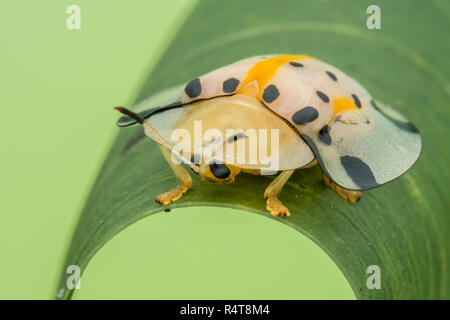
[0,0,359,299]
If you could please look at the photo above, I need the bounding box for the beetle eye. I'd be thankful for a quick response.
[209,161,230,179]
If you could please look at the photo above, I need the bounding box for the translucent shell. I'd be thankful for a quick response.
[118,55,422,190]
[144,94,315,172]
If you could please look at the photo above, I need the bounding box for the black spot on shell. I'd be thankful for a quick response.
[390,119,420,134]
[209,161,231,179]
[227,132,246,143]
[340,155,379,189]
[289,61,304,67]
[185,78,202,98]
[326,71,337,81]
[292,107,319,125]
[318,125,332,145]
[223,78,240,93]
[371,99,420,134]
[317,91,330,103]
[370,99,380,110]
[404,122,420,133]
[352,94,362,109]
[190,154,201,164]
[262,84,280,103]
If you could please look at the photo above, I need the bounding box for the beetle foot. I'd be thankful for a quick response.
[322,174,362,204]
[155,183,190,206]
[266,196,290,217]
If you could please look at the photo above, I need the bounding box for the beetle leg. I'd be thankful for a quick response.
[155,144,192,206]
[322,173,362,203]
[264,170,295,217]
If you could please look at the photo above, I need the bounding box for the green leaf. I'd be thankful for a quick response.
[56,0,450,299]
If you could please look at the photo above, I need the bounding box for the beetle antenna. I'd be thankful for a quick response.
[114,107,145,125]
[114,106,201,173]
[114,106,166,146]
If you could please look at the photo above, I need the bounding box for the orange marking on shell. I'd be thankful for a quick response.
[333,96,359,115]
[239,55,313,100]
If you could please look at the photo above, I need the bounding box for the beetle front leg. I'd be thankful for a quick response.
[264,170,295,217]
[155,144,192,205]
[322,173,362,203]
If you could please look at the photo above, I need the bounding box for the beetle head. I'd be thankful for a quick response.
[195,159,240,183]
